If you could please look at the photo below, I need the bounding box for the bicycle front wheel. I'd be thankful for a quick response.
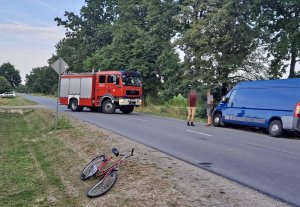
[80,155,106,181]
[86,170,118,198]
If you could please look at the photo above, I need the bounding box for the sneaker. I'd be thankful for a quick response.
[187,122,190,126]
[206,124,211,127]
[191,122,195,126]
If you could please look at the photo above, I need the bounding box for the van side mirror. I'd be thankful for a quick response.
[221,97,229,103]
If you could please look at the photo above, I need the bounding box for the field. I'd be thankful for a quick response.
[0,96,36,106]
[0,98,288,207]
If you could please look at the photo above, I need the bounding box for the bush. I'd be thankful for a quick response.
[144,94,164,105]
[15,84,30,93]
[0,76,12,93]
[138,91,210,121]
[166,94,187,107]
[197,107,207,119]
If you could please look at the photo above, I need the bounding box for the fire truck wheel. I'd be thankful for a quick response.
[102,99,116,114]
[70,99,83,112]
[120,106,134,114]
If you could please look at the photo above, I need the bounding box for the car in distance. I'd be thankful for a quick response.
[0,92,16,98]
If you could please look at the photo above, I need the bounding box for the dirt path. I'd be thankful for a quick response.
[58,116,289,207]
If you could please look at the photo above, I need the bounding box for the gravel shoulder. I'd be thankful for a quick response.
[63,115,289,207]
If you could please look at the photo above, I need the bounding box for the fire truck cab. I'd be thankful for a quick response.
[60,70,142,114]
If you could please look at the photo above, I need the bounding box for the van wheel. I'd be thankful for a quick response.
[212,113,222,127]
[268,120,283,137]
[102,99,116,114]
[70,99,83,112]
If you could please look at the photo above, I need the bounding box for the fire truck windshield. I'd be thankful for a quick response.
[121,71,142,86]
[122,75,141,86]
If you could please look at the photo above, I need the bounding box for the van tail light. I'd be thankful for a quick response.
[294,102,300,117]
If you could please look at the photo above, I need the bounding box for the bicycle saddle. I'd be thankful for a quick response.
[112,148,119,156]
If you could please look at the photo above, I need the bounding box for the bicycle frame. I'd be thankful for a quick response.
[82,148,134,198]
[95,149,133,180]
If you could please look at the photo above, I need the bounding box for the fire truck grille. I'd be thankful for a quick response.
[126,90,139,96]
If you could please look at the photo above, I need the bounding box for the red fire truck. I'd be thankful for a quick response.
[59,70,142,114]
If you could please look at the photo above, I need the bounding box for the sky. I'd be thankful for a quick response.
[0,0,85,83]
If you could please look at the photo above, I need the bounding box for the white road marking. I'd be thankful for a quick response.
[186,130,212,137]
[133,118,147,122]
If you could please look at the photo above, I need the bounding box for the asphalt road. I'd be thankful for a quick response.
[23,94,300,206]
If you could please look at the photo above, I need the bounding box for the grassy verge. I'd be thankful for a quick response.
[0,108,181,207]
[0,96,36,106]
[30,93,56,99]
[0,110,78,207]
[135,105,207,123]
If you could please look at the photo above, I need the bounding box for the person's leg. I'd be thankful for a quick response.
[191,107,196,126]
[208,115,212,125]
[187,107,191,125]
[206,108,212,126]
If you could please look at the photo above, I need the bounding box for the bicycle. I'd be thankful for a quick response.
[80,147,134,198]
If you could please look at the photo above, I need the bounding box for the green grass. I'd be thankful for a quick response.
[0,110,77,207]
[31,93,57,99]
[135,105,207,123]
[0,96,36,106]
[56,116,72,130]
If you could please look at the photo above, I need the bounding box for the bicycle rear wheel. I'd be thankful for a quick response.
[86,170,118,198]
[80,155,106,181]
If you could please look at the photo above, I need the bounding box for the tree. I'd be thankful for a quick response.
[25,66,58,94]
[252,0,300,78]
[53,0,182,99]
[53,0,117,71]
[15,84,30,93]
[0,62,21,87]
[84,0,181,97]
[177,0,260,95]
[0,76,12,93]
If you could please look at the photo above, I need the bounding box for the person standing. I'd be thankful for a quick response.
[206,89,214,127]
[187,89,197,126]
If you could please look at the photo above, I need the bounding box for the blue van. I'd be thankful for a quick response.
[212,78,300,137]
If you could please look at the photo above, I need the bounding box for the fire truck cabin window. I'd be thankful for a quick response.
[99,75,106,84]
[108,75,119,85]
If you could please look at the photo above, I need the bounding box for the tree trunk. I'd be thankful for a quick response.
[221,82,228,96]
[288,47,296,78]
[142,93,147,106]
